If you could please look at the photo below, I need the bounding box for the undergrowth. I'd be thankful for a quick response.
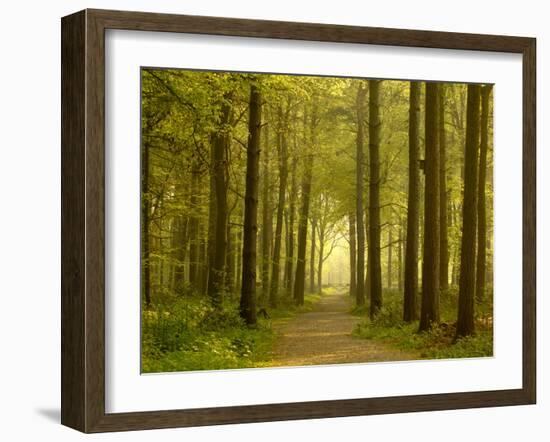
[352,288,493,360]
[142,288,324,373]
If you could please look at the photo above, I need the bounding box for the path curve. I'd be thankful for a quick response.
[271,290,418,367]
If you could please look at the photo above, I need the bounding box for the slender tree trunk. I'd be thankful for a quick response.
[355,83,367,307]
[157,234,164,289]
[317,225,325,294]
[365,212,371,301]
[240,84,262,326]
[398,223,403,291]
[235,226,243,292]
[172,212,188,293]
[451,201,460,286]
[226,200,238,294]
[207,101,231,307]
[452,246,460,286]
[188,164,201,291]
[419,82,441,331]
[368,80,383,317]
[206,141,216,296]
[141,141,151,306]
[261,113,271,300]
[475,85,492,303]
[198,235,208,295]
[284,154,298,296]
[293,165,313,306]
[270,107,288,308]
[349,212,357,298]
[293,104,316,306]
[387,226,393,289]
[309,217,317,293]
[439,85,449,291]
[456,84,481,338]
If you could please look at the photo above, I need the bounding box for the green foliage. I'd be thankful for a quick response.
[142,291,323,372]
[142,295,270,372]
[140,67,494,370]
[353,288,493,360]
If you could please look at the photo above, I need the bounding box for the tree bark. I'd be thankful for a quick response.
[368,80,383,317]
[293,165,313,306]
[239,84,262,326]
[207,100,231,307]
[355,82,367,307]
[387,226,393,289]
[349,212,357,298]
[225,218,234,293]
[309,217,317,293]
[172,210,188,293]
[141,140,151,306]
[403,81,421,322]
[225,196,239,294]
[475,85,491,303]
[456,84,481,338]
[317,233,324,293]
[235,225,243,292]
[439,85,449,291]
[188,163,201,291]
[293,104,316,306]
[419,82,441,331]
[397,223,403,292]
[284,154,298,296]
[451,201,460,286]
[269,106,288,307]
[261,112,271,300]
[198,235,208,295]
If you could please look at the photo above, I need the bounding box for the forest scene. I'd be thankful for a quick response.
[141,68,494,373]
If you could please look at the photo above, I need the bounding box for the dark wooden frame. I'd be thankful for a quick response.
[61,8,536,433]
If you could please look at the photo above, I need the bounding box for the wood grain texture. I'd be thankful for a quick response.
[61,10,86,432]
[522,39,536,403]
[61,8,537,433]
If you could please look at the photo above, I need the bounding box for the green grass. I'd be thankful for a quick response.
[352,288,493,360]
[142,289,324,373]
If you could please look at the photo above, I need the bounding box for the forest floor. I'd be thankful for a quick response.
[270,289,419,367]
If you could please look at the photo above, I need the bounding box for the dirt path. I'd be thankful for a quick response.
[271,290,418,367]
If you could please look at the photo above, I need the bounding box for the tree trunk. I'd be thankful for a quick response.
[439,85,449,291]
[293,165,313,306]
[235,226,243,292]
[198,235,208,295]
[269,107,288,308]
[387,226,393,289]
[284,154,298,296]
[239,84,262,326]
[172,212,188,293]
[309,217,316,293]
[475,85,491,303]
[397,224,403,292]
[317,225,325,294]
[226,198,239,295]
[451,201,460,286]
[349,212,357,298]
[355,83,367,307]
[206,141,216,296]
[261,113,271,301]
[293,104,316,306]
[419,82,441,331]
[368,80,383,317]
[207,101,231,307]
[456,84,481,338]
[188,164,201,291]
[141,140,151,306]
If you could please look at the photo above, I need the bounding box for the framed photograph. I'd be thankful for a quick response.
[61,9,536,433]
